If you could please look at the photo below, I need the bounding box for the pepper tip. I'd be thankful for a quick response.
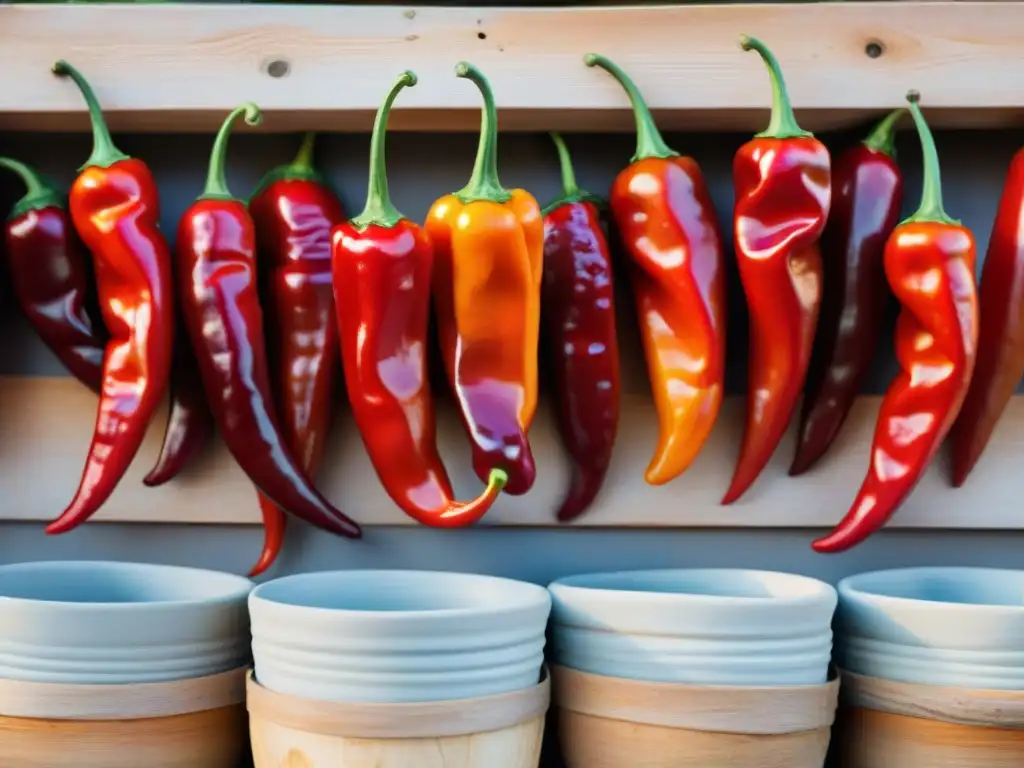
[242,102,263,128]
[906,89,921,105]
[583,53,600,68]
[454,61,471,78]
[51,59,70,76]
[401,70,418,88]
[738,34,754,51]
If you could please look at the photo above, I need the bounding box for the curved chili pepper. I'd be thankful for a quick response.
[813,91,979,553]
[723,37,830,505]
[790,110,906,476]
[541,132,621,521]
[143,319,214,487]
[948,145,1024,486]
[246,132,346,576]
[177,103,361,540]
[425,62,543,496]
[586,54,726,486]
[334,72,507,527]
[0,157,106,392]
[46,61,175,535]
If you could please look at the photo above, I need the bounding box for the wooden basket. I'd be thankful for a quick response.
[835,669,1024,768]
[0,666,247,767]
[246,666,550,768]
[553,664,839,768]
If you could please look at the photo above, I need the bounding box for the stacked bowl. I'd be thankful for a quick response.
[835,566,1024,767]
[247,569,552,768]
[0,560,252,767]
[547,569,840,768]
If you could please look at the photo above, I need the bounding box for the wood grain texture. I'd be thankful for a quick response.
[2,3,1024,133]
[1,376,1021,529]
[0,704,247,768]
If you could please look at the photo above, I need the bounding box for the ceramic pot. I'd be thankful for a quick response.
[835,669,1024,767]
[249,569,551,702]
[0,666,247,767]
[554,665,838,768]
[0,561,252,684]
[247,667,549,767]
[548,569,836,685]
[837,567,1024,688]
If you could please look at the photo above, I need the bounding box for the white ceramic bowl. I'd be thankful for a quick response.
[548,569,837,686]
[0,561,253,684]
[249,569,551,703]
[837,567,1024,688]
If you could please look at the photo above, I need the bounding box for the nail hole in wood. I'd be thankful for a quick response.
[266,59,290,78]
[478,32,487,40]
[864,41,884,59]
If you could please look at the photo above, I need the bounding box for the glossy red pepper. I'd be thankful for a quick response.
[177,103,361,540]
[790,110,906,476]
[144,316,214,487]
[334,72,506,527]
[47,62,175,535]
[246,132,346,576]
[948,145,1024,486]
[723,37,830,504]
[813,91,979,553]
[0,157,106,392]
[586,53,726,486]
[541,132,621,521]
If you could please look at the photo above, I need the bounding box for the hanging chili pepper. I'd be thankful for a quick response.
[723,37,830,505]
[46,61,175,535]
[585,53,726,487]
[0,157,106,392]
[813,91,979,553]
[246,132,346,576]
[948,145,1024,487]
[177,103,361,540]
[541,132,621,521]
[144,320,214,487]
[790,110,906,476]
[334,72,507,527]
[425,62,543,496]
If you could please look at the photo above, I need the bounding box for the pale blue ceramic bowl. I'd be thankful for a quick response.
[837,567,1024,689]
[249,569,551,703]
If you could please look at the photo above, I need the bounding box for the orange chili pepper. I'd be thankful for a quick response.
[425,62,543,496]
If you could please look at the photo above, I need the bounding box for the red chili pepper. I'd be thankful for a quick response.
[790,110,906,476]
[334,72,506,527]
[143,320,214,487]
[46,61,175,535]
[541,133,621,521]
[586,53,726,487]
[0,157,106,392]
[723,37,830,504]
[948,146,1024,486]
[246,133,346,575]
[176,103,361,540]
[813,91,979,553]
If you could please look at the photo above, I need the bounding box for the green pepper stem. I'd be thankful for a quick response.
[350,71,417,231]
[52,60,130,170]
[199,103,262,201]
[862,108,906,158]
[551,132,580,198]
[453,61,511,204]
[291,132,317,172]
[902,90,958,226]
[584,53,677,163]
[0,157,63,217]
[739,36,811,140]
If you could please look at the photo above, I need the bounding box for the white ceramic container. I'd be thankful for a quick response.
[837,566,1024,689]
[0,561,252,684]
[548,569,837,686]
[249,569,551,703]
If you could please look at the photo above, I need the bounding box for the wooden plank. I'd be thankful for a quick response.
[1,3,1023,134]
[1,376,1020,530]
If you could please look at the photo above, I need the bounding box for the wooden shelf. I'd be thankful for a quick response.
[1,3,1023,134]
[4,376,1022,530]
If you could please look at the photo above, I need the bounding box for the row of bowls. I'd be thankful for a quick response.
[0,561,1021,696]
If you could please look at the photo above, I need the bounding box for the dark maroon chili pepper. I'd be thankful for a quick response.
[540,133,620,522]
[790,109,906,476]
[0,157,106,392]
